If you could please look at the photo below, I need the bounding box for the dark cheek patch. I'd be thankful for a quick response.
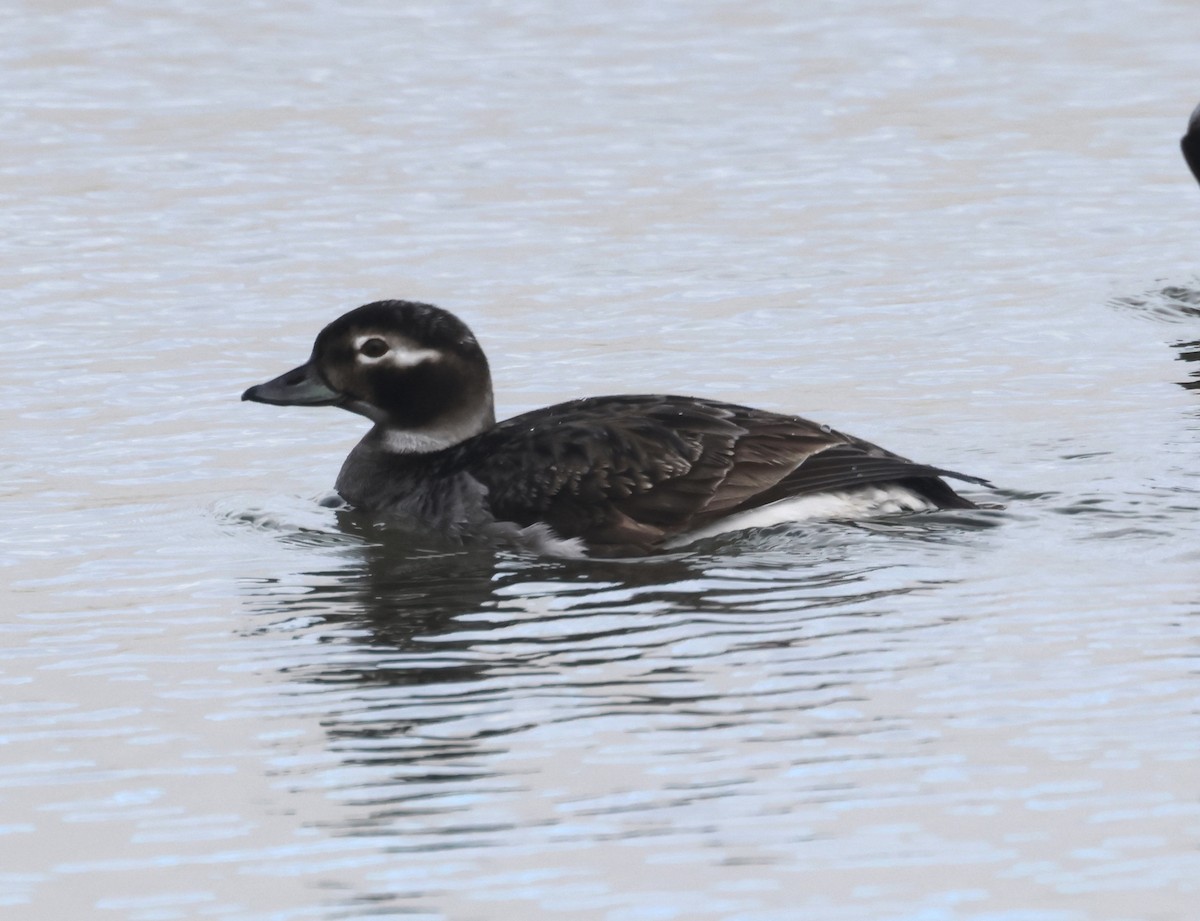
[365,361,463,427]
[319,345,358,395]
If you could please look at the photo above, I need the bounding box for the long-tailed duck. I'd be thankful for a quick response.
[242,300,992,556]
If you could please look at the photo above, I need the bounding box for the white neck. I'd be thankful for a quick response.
[371,400,495,455]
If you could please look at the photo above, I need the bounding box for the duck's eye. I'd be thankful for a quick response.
[359,337,389,359]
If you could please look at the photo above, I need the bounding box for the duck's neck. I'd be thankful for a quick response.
[372,424,475,455]
[347,390,496,453]
[334,398,495,512]
[333,431,496,534]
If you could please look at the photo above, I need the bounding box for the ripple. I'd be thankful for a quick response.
[7,1,1200,918]
[1110,283,1200,324]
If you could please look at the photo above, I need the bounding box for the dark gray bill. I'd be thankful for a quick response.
[241,360,341,406]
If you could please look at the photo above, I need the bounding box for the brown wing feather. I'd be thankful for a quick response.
[461,395,982,552]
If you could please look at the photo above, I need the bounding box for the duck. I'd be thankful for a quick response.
[242,300,993,557]
[1184,100,1200,186]
[1180,100,1200,187]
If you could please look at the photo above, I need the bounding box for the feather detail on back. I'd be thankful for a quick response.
[453,395,988,553]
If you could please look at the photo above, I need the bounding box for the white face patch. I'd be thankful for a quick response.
[353,334,441,369]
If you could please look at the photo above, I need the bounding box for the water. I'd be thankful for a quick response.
[3,1,1200,919]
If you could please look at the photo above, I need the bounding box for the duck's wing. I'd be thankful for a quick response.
[459,395,987,552]
[457,396,735,550]
[740,442,991,510]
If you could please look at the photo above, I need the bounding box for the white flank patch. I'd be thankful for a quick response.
[667,485,938,547]
[515,523,589,559]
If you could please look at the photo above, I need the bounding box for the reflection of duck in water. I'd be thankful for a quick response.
[1183,100,1200,186]
[243,301,992,557]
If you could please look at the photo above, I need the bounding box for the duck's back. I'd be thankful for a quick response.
[449,394,985,554]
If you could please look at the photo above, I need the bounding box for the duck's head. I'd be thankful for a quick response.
[242,300,496,453]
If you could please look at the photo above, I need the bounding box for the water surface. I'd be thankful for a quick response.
[3,1,1200,919]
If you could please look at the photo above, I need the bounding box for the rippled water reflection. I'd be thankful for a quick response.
[1112,280,1200,391]
[229,511,1008,917]
[5,0,1200,918]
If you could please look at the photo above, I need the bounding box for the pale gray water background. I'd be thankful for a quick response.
[2,1,1200,919]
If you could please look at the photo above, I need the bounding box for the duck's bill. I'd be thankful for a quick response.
[241,361,341,406]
